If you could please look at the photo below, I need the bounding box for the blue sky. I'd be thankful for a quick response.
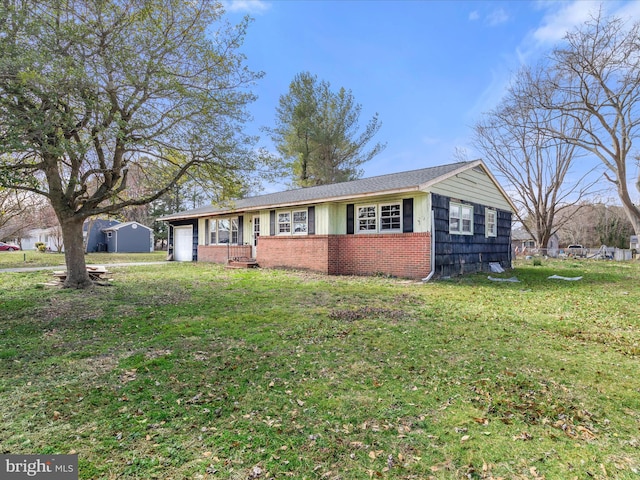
[223,0,640,193]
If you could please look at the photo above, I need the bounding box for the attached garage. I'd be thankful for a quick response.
[173,226,194,261]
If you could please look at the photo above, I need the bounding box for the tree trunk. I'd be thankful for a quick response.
[616,182,640,237]
[60,218,92,289]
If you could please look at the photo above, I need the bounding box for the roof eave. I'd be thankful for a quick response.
[161,186,422,222]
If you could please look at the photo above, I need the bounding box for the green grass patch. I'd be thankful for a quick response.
[1,260,639,479]
[0,250,166,269]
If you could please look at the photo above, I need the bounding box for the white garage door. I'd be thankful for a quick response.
[173,226,193,261]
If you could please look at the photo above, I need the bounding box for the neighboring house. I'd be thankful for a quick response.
[102,221,154,253]
[161,160,516,279]
[511,228,560,256]
[16,227,63,251]
[84,219,120,252]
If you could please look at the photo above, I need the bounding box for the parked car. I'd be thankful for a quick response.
[0,241,21,251]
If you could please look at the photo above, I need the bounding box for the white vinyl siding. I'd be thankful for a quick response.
[430,167,513,211]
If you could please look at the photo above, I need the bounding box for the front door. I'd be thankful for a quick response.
[251,216,260,258]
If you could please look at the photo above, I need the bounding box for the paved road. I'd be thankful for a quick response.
[0,262,169,273]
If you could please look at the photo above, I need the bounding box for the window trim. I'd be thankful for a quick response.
[449,202,474,235]
[356,204,378,233]
[292,209,308,235]
[355,202,402,234]
[274,209,309,236]
[485,208,497,238]
[277,211,291,235]
[209,217,239,244]
[379,202,402,232]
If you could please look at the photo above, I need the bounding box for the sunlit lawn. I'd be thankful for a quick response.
[1,259,638,479]
[0,250,167,269]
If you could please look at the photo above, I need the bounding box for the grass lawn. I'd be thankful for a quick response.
[1,259,639,479]
[0,250,167,269]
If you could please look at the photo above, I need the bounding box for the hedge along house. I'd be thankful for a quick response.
[161,160,516,279]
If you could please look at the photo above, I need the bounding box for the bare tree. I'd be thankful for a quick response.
[0,189,43,242]
[474,67,598,248]
[516,13,640,236]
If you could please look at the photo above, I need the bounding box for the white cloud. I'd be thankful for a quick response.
[532,1,602,45]
[517,1,640,63]
[223,0,270,14]
[469,10,480,21]
[486,8,509,26]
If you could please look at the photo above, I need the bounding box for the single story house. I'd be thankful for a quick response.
[14,227,63,251]
[161,160,516,279]
[102,221,154,253]
[84,219,120,252]
[511,228,560,256]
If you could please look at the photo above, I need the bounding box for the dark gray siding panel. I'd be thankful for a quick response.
[270,210,276,236]
[346,204,354,235]
[402,198,413,233]
[110,225,152,253]
[308,206,315,235]
[238,216,244,244]
[432,193,512,277]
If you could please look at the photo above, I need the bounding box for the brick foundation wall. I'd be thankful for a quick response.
[328,232,431,279]
[256,236,329,273]
[198,245,251,263]
[256,233,431,280]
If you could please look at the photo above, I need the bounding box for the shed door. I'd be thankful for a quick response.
[173,226,193,262]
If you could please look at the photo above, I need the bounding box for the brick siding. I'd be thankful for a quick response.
[197,234,432,280]
[198,244,251,263]
[256,233,431,280]
[329,232,431,279]
[256,236,330,273]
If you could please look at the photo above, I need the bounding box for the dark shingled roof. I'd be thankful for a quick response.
[162,160,478,221]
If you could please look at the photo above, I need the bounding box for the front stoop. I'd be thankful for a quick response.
[226,257,259,269]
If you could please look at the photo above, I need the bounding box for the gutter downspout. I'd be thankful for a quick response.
[422,210,436,282]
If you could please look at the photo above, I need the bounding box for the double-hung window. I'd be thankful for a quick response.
[357,205,377,232]
[293,210,307,234]
[210,218,238,244]
[449,202,473,235]
[357,203,402,233]
[276,209,308,235]
[485,209,497,237]
[278,212,291,234]
[380,203,401,231]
